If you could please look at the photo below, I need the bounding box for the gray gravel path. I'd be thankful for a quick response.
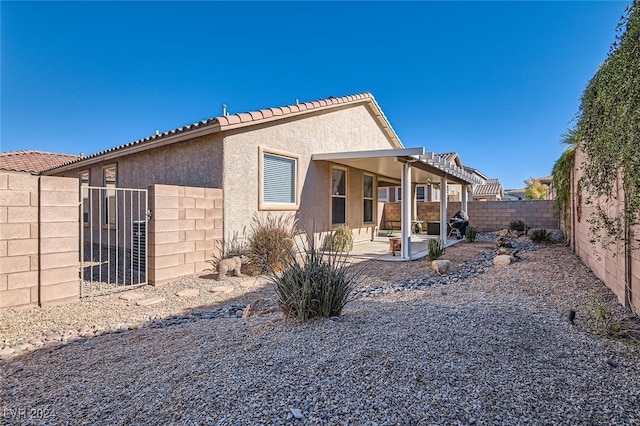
[1,242,640,425]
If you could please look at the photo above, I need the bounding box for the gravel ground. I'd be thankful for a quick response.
[1,233,640,425]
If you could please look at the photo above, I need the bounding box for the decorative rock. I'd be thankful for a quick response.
[176,288,199,298]
[242,299,276,318]
[210,285,234,294]
[45,333,62,342]
[0,347,15,357]
[548,229,565,244]
[289,408,304,419]
[493,255,515,266]
[497,229,521,238]
[119,292,146,301]
[432,259,453,274]
[496,236,513,248]
[135,296,165,306]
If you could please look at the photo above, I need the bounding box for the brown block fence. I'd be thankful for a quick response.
[148,184,223,286]
[1,174,224,310]
[382,200,559,232]
[1,172,80,310]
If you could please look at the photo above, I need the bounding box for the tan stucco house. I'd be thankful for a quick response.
[43,92,479,260]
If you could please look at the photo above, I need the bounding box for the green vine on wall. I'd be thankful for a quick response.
[552,129,577,234]
[553,0,640,252]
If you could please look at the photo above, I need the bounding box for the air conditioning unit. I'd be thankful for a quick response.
[132,221,146,276]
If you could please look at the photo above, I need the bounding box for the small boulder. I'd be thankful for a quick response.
[495,236,513,248]
[493,255,515,266]
[432,259,453,274]
[548,229,565,244]
[242,298,279,318]
[497,229,521,239]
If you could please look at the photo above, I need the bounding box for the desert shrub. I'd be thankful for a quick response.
[529,228,551,244]
[509,219,527,233]
[247,213,297,273]
[465,225,478,242]
[428,239,445,260]
[269,232,365,322]
[329,224,354,252]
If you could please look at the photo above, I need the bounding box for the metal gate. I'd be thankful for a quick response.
[80,186,149,297]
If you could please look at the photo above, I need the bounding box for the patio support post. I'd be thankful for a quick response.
[401,162,412,259]
[439,177,448,245]
[412,183,417,222]
[461,184,468,213]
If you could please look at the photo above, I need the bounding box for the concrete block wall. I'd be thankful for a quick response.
[467,200,559,232]
[39,176,81,306]
[148,184,223,286]
[0,172,80,310]
[570,149,638,308]
[381,200,559,232]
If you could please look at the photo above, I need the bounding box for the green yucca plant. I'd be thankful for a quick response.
[329,224,354,252]
[465,225,478,243]
[247,213,297,274]
[509,219,527,234]
[428,239,445,260]
[529,228,551,244]
[268,230,366,322]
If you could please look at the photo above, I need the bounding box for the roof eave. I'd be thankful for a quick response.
[42,123,223,174]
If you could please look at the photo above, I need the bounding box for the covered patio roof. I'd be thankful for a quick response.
[312,148,481,260]
[311,148,482,186]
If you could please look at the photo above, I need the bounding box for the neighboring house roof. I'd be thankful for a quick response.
[436,152,462,168]
[463,165,489,183]
[473,178,503,197]
[0,150,81,174]
[538,175,552,185]
[44,92,402,174]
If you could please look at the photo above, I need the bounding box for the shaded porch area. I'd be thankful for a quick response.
[349,233,467,262]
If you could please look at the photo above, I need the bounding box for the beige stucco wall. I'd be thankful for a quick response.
[222,104,396,243]
[55,133,224,189]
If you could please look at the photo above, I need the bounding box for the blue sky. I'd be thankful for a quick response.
[1,1,628,189]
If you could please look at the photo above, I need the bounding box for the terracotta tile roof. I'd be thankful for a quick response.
[0,150,81,174]
[44,92,400,173]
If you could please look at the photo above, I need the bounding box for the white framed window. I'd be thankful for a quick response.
[377,187,389,202]
[363,175,374,224]
[432,185,441,202]
[259,148,299,210]
[416,185,426,202]
[103,165,116,226]
[331,168,347,226]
